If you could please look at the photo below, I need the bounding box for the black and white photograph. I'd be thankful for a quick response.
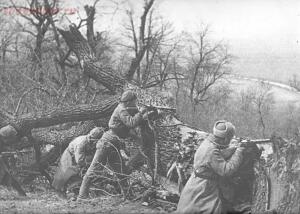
[0,0,299,213]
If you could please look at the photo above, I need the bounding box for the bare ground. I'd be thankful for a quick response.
[0,187,166,214]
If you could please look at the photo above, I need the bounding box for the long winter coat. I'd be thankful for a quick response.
[176,134,244,214]
[52,135,89,191]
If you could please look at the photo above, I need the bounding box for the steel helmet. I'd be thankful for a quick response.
[120,90,137,102]
[0,125,18,139]
[88,127,104,139]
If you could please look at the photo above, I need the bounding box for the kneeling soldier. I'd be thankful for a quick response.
[77,90,149,200]
[52,127,104,197]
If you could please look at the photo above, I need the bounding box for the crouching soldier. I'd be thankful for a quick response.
[77,90,149,200]
[0,125,26,196]
[176,120,246,214]
[52,127,104,197]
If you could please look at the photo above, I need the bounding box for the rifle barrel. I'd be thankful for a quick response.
[140,104,176,110]
[241,139,272,144]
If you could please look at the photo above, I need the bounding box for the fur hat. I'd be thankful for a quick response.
[213,120,235,139]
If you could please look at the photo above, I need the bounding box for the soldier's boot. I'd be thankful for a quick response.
[77,147,107,201]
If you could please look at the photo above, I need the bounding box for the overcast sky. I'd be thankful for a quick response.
[64,0,300,81]
[158,0,300,81]
[159,0,300,55]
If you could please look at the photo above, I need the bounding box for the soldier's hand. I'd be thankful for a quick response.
[142,111,155,120]
[139,106,148,114]
[237,138,251,148]
[120,149,130,161]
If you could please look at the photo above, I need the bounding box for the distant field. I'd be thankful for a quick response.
[232,52,300,84]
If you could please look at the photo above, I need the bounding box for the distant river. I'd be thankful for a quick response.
[226,75,300,109]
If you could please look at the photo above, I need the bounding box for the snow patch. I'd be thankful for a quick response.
[44,144,54,152]
[166,116,207,142]
[257,143,274,160]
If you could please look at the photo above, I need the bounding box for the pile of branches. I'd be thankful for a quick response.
[252,136,300,213]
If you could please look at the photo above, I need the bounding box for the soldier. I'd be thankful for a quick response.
[77,90,149,200]
[52,127,104,197]
[0,125,19,148]
[0,126,26,196]
[176,120,246,214]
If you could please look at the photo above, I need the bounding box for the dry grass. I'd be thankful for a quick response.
[0,186,162,214]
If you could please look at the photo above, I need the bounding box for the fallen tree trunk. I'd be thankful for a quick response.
[57,26,125,93]
[22,119,107,184]
[11,96,118,137]
[25,118,109,175]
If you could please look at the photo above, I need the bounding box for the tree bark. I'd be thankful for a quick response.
[57,26,125,93]
[84,5,96,54]
[23,119,107,183]
[252,136,300,213]
[11,96,118,137]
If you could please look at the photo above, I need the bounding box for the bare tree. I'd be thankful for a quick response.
[121,0,183,88]
[251,82,274,138]
[239,81,274,138]
[183,26,233,110]
[124,0,155,82]
[289,74,300,91]
[10,0,59,67]
[0,15,17,72]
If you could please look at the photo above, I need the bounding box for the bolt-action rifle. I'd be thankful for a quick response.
[166,137,273,192]
[0,151,18,157]
[238,138,272,145]
[126,104,176,111]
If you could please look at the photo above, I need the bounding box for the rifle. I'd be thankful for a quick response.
[0,150,31,158]
[238,138,272,145]
[126,104,176,112]
[140,103,176,111]
[0,151,18,158]
[126,104,175,121]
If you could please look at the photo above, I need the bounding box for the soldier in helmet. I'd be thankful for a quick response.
[0,126,27,197]
[77,90,149,200]
[52,127,104,197]
[0,125,19,148]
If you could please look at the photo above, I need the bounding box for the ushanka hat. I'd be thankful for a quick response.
[213,120,235,139]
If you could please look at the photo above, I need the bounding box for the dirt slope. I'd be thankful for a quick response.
[0,187,163,214]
